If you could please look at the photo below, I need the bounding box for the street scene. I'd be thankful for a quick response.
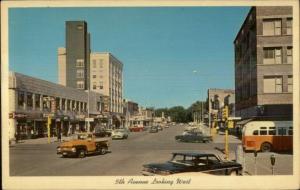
[6,5,294,179]
[10,124,292,176]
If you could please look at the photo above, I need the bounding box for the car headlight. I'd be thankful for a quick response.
[57,147,61,152]
[71,147,76,152]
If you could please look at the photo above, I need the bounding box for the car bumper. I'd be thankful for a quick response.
[57,150,77,157]
[112,135,124,139]
[141,171,158,176]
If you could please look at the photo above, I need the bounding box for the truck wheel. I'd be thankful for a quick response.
[100,147,107,155]
[261,142,272,152]
[78,149,86,158]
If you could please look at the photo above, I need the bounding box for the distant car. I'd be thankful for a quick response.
[175,132,212,143]
[165,125,170,128]
[111,128,129,139]
[157,126,163,131]
[94,127,112,137]
[149,126,159,133]
[142,152,242,176]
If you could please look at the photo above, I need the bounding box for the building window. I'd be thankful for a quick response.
[287,47,293,64]
[62,98,66,110]
[263,47,282,64]
[263,76,282,93]
[286,18,292,35]
[55,97,60,110]
[77,81,84,89]
[93,60,97,68]
[67,100,71,111]
[27,92,33,108]
[17,91,24,107]
[93,82,97,90]
[93,75,96,78]
[76,70,84,78]
[288,76,293,93]
[99,75,103,79]
[263,19,281,36]
[76,59,84,67]
[98,81,104,89]
[35,94,40,108]
[100,60,103,68]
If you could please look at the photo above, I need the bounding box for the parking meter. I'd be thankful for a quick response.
[254,150,258,175]
[270,154,275,166]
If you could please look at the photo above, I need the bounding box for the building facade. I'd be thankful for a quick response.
[58,47,66,86]
[9,72,104,142]
[207,88,235,127]
[65,21,90,90]
[90,52,123,114]
[234,7,293,120]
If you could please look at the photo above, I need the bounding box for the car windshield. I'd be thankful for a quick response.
[77,134,92,140]
[169,154,220,166]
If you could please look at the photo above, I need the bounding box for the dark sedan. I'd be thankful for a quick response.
[142,152,242,176]
[175,132,212,143]
[149,126,159,133]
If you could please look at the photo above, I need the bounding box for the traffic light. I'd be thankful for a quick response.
[213,114,217,121]
[222,106,229,121]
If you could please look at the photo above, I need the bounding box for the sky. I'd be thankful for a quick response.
[9,7,250,108]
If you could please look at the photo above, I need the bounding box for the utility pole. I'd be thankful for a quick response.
[222,105,229,160]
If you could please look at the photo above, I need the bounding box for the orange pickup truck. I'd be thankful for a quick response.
[57,133,110,158]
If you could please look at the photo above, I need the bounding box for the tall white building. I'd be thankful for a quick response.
[90,52,123,114]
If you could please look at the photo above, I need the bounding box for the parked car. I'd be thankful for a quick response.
[111,128,129,139]
[142,152,242,176]
[175,132,212,143]
[149,126,159,133]
[157,126,163,131]
[129,126,144,132]
[57,133,109,158]
[94,127,112,137]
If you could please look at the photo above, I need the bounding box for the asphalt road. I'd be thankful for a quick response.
[9,124,292,176]
[9,124,238,176]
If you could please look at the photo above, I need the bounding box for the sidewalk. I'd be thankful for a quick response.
[12,136,74,145]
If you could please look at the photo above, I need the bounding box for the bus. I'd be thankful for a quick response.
[242,121,292,152]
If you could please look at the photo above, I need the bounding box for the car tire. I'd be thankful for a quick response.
[100,147,108,155]
[229,170,238,176]
[78,149,86,158]
[261,142,272,152]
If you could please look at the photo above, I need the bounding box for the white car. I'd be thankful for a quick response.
[111,129,129,140]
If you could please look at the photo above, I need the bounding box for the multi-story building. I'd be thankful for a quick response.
[207,88,235,127]
[90,52,123,114]
[58,47,66,86]
[65,21,90,90]
[234,6,293,120]
[8,72,103,142]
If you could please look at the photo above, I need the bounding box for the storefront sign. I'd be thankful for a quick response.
[43,113,55,118]
[9,113,27,119]
[85,118,94,122]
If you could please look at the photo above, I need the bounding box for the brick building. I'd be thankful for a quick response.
[234,6,293,120]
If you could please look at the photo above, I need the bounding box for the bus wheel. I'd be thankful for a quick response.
[261,142,272,152]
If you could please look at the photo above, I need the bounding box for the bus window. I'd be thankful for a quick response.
[278,128,287,136]
[253,130,258,135]
[260,130,267,135]
[288,127,293,135]
[260,127,267,129]
[268,129,276,135]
